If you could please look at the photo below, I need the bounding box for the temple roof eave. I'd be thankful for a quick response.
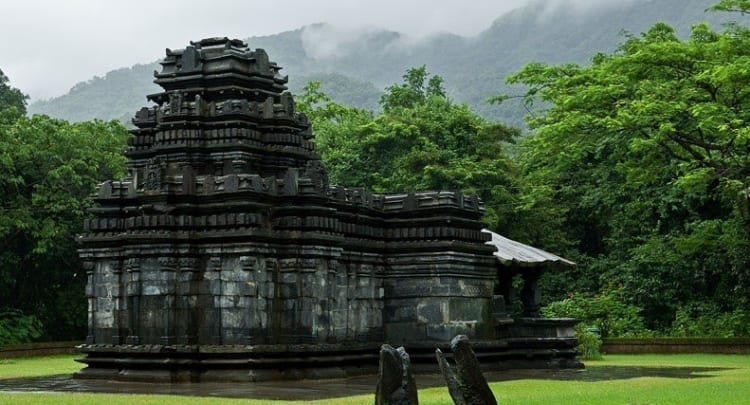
[482,229,575,268]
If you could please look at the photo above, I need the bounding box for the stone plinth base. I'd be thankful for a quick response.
[75,334,582,383]
[75,343,381,382]
[406,336,583,373]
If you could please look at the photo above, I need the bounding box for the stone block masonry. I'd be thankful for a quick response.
[76,37,580,382]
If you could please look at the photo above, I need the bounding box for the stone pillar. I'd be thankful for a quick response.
[111,260,127,345]
[160,257,178,345]
[251,256,268,344]
[267,258,282,343]
[520,269,543,318]
[125,257,141,344]
[177,257,200,344]
[207,256,223,345]
[496,267,515,309]
[83,261,95,344]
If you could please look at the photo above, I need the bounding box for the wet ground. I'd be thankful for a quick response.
[0,366,730,400]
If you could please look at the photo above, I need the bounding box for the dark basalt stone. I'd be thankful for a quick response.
[375,344,418,405]
[435,348,468,405]
[76,37,581,382]
[450,335,497,405]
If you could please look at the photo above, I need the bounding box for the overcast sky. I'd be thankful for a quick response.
[1,0,627,101]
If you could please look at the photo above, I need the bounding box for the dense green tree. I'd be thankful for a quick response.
[298,67,520,231]
[379,65,446,112]
[711,0,750,12]
[0,114,129,340]
[0,68,28,123]
[296,81,375,188]
[505,12,750,328]
[289,72,383,112]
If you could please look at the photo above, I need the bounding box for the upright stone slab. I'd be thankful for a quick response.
[435,348,468,405]
[451,335,497,405]
[375,344,419,405]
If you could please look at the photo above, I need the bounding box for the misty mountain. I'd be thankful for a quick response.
[29,0,735,127]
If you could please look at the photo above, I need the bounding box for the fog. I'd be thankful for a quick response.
[0,0,645,101]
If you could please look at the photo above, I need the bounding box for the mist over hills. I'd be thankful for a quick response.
[29,0,732,127]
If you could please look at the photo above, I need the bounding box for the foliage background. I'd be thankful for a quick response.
[1,71,129,341]
[507,1,750,334]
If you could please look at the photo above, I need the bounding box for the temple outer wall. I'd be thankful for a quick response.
[76,38,581,381]
[381,251,497,344]
[82,243,498,347]
[82,242,387,347]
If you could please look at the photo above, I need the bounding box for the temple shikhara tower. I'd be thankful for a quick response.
[76,38,580,382]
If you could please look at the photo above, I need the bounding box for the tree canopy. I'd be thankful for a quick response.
[0,71,129,340]
[504,10,750,328]
[298,66,520,231]
[0,68,28,122]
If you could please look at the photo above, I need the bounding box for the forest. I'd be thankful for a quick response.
[28,0,727,128]
[2,0,750,343]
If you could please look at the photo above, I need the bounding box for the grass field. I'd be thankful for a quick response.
[1,354,749,404]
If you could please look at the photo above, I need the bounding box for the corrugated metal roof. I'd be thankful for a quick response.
[483,229,575,267]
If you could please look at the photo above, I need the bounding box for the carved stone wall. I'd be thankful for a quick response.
[79,37,495,347]
[76,38,579,382]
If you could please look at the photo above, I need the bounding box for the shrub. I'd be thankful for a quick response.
[0,309,42,345]
[670,303,750,337]
[542,291,647,338]
[575,324,603,360]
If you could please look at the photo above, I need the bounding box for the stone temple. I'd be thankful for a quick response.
[76,37,581,382]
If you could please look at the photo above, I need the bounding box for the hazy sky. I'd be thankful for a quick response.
[1,0,626,101]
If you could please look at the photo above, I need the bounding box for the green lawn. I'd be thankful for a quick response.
[0,355,82,379]
[1,354,749,404]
